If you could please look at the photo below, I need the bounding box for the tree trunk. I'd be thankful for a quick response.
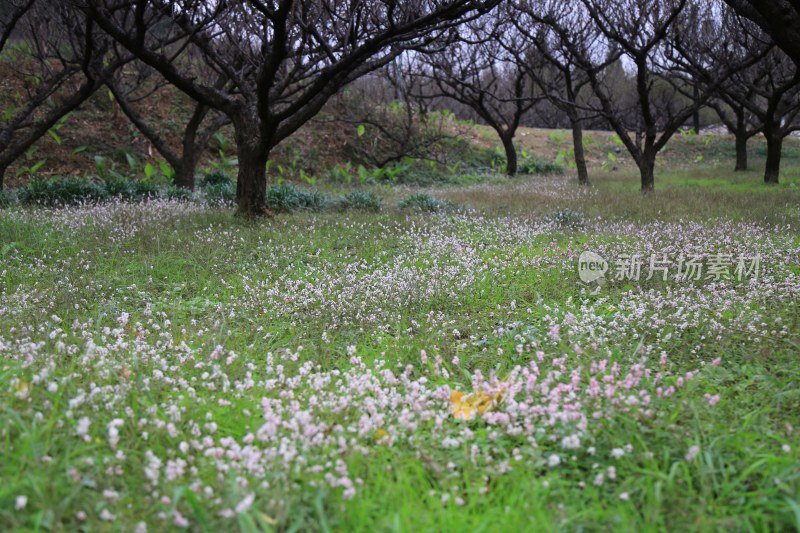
[570,117,589,186]
[692,84,701,134]
[763,129,782,184]
[173,156,196,190]
[639,149,656,193]
[173,103,211,190]
[500,133,517,177]
[235,120,269,215]
[734,131,748,171]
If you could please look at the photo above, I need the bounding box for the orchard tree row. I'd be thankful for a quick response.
[1,0,798,215]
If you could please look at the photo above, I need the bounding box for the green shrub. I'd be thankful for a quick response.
[0,189,16,208]
[199,170,232,187]
[545,208,585,229]
[161,185,192,201]
[398,193,451,212]
[337,190,382,212]
[296,188,327,211]
[200,181,236,205]
[518,159,564,175]
[17,176,108,206]
[267,183,328,213]
[103,178,160,200]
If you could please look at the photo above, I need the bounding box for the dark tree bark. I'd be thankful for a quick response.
[518,0,740,192]
[634,145,658,193]
[718,44,800,184]
[692,84,702,133]
[763,124,783,184]
[723,0,800,67]
[235,146,270,215]
[734,129,749,171]
[499,132,518,177]
[569,115,590,185]
[512,2,599,186]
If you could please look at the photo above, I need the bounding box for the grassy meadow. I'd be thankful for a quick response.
[1,131,800,532]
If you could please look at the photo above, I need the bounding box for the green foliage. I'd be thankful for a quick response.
[200,170,233,187]
[210,131,238,173]
[267,183,327,213]
[336,190,382,212]
[161,185,193,201]
[1,178,799,531]
[398,193,451,213]
[0,189,16,208]
[200,181,236,205]
[545,208,586,229]
[518,158,564,175]
[17,176,109,206]
[487,146,564,176]
[14,146,46,180]
[102,177,160,200]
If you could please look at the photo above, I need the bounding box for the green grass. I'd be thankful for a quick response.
[1,157,799,531]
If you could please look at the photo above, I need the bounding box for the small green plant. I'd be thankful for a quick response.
[545,208,585,229]
[14,146,46,180]
[200,181,236,205]
[200,170,233,188]
[210,132,238,173]
[600,151,618,172]
[518,158,564,175]
[548,130,568,145]
[267,183,327,213]
[328,163,355,184]
[337,190,382,212]
[398,193,451,212]
[0,189,16,208]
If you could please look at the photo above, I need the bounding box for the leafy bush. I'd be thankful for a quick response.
[0,189,16,208]
[518,158,564,175]
[545,209,585,229]
[103,178,160,200]
[199,170,233,187]
[17,176,109,206]
[161,185,193,201]
[267,183,327,213]
[336,190,382,212]
[398,193,451,212]
[200,181,236,205]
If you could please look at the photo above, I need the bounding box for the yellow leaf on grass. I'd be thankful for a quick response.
[451,389,505,421]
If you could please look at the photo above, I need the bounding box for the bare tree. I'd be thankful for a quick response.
[671,3,796,182]
[325,65,465,170]
[512,0,611,185]
[106,66,230,190]
[723,0,800,66]
[709,95,762,172]
[534,0,757,192]
[0,0,122,188]
[79,0,500,215]
[417,8,542,176]
[727,48,800,183]
[668,1,768,172]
